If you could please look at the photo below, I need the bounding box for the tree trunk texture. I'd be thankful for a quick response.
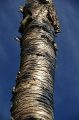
[11,0,60,120]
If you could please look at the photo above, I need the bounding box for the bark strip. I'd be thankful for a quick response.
[11,0,60,120]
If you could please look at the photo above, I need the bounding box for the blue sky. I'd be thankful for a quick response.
[0,0,79,120]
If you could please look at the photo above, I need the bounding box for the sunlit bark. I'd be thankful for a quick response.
[11,0,60,120]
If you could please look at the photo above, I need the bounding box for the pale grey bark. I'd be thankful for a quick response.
[11,0,60,120]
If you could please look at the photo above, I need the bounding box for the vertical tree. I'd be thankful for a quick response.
[11,0,60,120]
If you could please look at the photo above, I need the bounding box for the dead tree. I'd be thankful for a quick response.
[11,0,60,120]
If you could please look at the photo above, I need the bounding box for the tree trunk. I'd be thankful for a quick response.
[11,0,60,120]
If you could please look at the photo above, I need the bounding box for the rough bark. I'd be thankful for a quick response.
[11,0,60,120]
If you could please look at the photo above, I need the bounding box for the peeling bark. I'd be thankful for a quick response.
[11,0,60,120]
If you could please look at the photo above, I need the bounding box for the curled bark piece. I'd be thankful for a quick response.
[13,37,21,41]
[20,15,33,29]
[19,6,24,13]
[41,0,52,4]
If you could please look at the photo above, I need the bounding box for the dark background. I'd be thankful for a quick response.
[0,0,79,120]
